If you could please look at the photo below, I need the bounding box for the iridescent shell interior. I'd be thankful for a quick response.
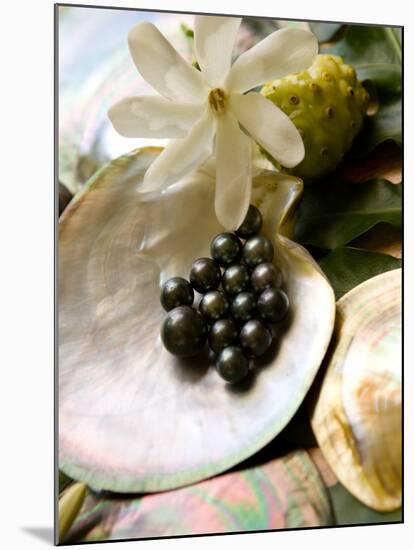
[59,148,335,493]
[311,269,402,511]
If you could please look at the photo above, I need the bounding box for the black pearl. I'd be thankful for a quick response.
[199,291,229,324]
[189,257,221,293]
[231,292,256,324]
[236,205,263,238]
[250,262,283,294]
[210,233,242,267]
[161,306,207,357]
[160,277,194,311]
[257,288,290,323]
[243,235,274,268]
[209,318,238,354]
[216,346,249,383]
[239,319,272,357]
[222,264,250,296]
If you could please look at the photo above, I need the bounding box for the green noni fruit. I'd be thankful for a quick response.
[261,54,370,181]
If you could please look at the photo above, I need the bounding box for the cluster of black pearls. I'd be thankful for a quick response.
[160,205,290,384]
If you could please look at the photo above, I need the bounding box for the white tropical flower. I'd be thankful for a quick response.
[108,16,318,230]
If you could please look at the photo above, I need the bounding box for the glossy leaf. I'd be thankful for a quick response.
[329,483,402,525]
[350,221,402,258]
[294,179,401,249]
[318,247,402,300]
[338,141,402,184]
[309,22,342,43]
[356,63,401,95]
[328,25,402,154]
[330,25,401,68]
[353,96,402,155]
[59,470,73,494]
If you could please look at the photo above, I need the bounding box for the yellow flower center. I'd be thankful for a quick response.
[208,88,227,114]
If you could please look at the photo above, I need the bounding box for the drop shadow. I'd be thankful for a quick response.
[21,526,54,545]
[171,344,212,384]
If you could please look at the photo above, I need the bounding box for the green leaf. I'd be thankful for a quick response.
[357,63,401,94]
[318,247,401,300]
[354,96,402,155]
[329,483,402,525]
[59,470,73,494]
[392,27,402,46]
[329,25,401,69]
[294,179,401,249]
[327,24,402,153]
[309,22,343,42]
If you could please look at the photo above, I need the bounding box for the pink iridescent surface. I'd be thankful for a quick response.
[66,451,332,541]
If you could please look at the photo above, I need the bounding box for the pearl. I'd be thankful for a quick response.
[160,277,194,311]
[222,264,250,296]
[231,291,256,324]
[243,235,274,268]
[161,306,207,357]
[189,257,221,293]
[215,346,249,383]
[199,291,229,324]
[239,319,272,357]
[209,318,238,354]
[257,288,290,323]
[250,262,283,294]
[236,205,263,238]
[210,233,242,267]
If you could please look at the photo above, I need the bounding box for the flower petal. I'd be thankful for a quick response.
[128,22,208,103]
[194,15,241,86]
[141,110,216,192]
[230,92,304,168]
[108,96,203,138]
[226,28,318,93]
[215,111,252,230]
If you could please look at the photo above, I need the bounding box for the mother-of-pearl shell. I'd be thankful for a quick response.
[59,148,335,493]
[311,269,401,511]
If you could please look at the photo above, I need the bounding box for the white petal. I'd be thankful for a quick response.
[140,111,216,192]
[251,142,275,176]
[230,92,304,168]
[128,22,208,103]
[194,15,241,86]
[215,111,252,230]
[108,96,203,138]
[226,28,318,93]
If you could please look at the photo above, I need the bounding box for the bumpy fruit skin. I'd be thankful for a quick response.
[261,54,370,181]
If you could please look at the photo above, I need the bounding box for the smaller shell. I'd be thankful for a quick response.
[311,269,402,512]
